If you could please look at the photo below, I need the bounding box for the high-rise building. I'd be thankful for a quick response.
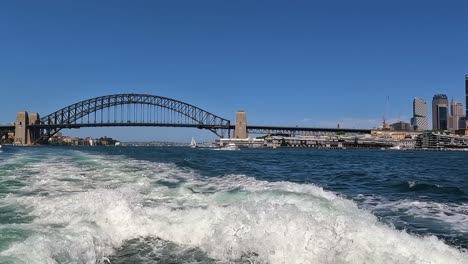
[449,98,464,131]
[410,97,428,130]
[432,94,449,130]
[465,75,468,116]
[451,98,464,116]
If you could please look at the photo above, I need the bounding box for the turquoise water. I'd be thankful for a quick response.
[0,146,467,263]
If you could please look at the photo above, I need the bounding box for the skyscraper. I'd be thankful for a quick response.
[411,97,428,131]
[432,94,449,130]
[449,98,464,131]
[465,75,468,116]
[451,99,464,116]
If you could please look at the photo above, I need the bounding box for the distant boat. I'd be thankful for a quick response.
[190,137,197,148]
[389,145,401,150]
[221,143,239,151]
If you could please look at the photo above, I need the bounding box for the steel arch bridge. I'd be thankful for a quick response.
[32,93,231,144]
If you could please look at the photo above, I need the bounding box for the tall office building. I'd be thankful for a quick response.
[410,97,428,130]
[466,75,468,117]
[451,98,464,116]
[432,94,449,130]
[449,98,464,131]
[459,75,468,130]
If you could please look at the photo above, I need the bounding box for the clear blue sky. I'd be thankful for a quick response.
[1,0,467,141]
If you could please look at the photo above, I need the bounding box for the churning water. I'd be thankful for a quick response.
[0,146,467,263]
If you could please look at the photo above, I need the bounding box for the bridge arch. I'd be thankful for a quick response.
[34,93,231,143]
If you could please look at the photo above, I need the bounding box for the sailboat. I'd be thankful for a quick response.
[190,137,197,148]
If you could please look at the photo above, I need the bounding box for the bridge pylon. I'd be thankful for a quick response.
[14,111,41,145]
[27,112,40,145]
[14,112,28,145]
[233,111,248,139]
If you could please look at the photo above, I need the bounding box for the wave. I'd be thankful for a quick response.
[0,151,467,263]
[394,181,465,195]
[356,194,468,234]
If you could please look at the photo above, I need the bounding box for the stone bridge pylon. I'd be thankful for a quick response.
[14,112,41,145]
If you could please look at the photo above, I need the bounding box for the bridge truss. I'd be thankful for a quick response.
[34,94,231,143]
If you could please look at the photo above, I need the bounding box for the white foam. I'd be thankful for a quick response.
[1,152,467,264]
[361,195,468,233]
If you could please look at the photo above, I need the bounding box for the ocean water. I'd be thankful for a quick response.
[0,146,467,264]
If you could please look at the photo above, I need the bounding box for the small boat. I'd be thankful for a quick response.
[389,145,401,150]
[190,137,197,148]
[222,143,239,150]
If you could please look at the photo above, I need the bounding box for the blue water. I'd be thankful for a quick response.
[0,146,467,263]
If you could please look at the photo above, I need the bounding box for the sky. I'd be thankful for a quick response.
[1,0,468,142]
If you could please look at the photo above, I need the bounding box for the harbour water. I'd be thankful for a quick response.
[0,146,467,263]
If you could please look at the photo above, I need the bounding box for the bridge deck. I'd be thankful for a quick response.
[29,123,227,129]
[30,123,371,133]
[25,123,372,134]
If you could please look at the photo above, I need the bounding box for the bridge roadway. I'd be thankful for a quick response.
[0,125,14,132]
[30,123,225,129]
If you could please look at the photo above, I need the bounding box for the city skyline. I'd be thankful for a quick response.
[409,90,467,132]
[1,1,468,141]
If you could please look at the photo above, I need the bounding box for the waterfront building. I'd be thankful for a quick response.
[432,94,449,130]
[415,131,468,149]
[410,97,428,131]
[261,135,393,149]
[371,130,420,140]
[216,137,264,148]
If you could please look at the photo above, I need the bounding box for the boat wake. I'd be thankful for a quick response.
[0,151,467,263]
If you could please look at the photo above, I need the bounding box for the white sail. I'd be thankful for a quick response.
[190,138,196,148]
